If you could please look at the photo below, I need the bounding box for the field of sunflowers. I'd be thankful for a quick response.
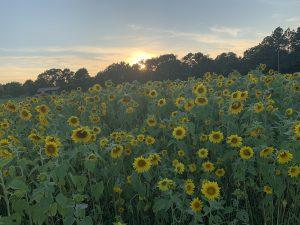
[0,67,300,225]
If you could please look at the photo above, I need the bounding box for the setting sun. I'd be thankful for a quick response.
[127,51,155,67]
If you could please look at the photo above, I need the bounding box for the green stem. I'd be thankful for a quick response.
[0,172,11,216]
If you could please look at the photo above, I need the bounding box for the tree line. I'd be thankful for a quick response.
[1,27,299,98]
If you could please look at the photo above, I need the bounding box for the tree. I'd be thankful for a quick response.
[70,68,91,89]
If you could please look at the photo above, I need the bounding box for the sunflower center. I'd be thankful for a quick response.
[193,201,200,208]
[243,149,250,155]
[47,145,55,154]
[176,130,183,135]
[207,186,216,195]
[213,134,220,139]
[137,159,146,167]
[76,130,88,138]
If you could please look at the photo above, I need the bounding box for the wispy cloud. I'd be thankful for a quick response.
[210,26,241,37]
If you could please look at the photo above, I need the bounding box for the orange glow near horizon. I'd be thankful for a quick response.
[127,51,155,67]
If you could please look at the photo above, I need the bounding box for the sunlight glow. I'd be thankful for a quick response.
[127,51,155,67]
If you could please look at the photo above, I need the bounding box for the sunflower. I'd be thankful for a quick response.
[240,91,248,101]
[45,136,61,146]
[195,96,208,106]
[184,179,195,195]
[215,168,225,178]
[110,145,123,158]
[146,116,157,127]
[149,153,161,166]
[67,116,80,127]
[172,126,187,140]
[229,101,243,115]
[174,162,185,174]
[184,100,194,111]
[239,146,254,160]
[199,134,208,142]
[277,150,293,164]
[197,148,208,158]
[145,136,155,145]
[288,166,300,177]
[285,108,293,116]
[0,149,13,159]
[263,185,273,194]
[226,135,242,147]
[19,109,32,120]
[71,127,92,143]
[133,156,151,173]
[193,83,207,96]
[202,161,215,172]
[188,163,197,173]
[174,97,186,107]
[177,149,185,157]
[28,133,42,143]
[190,197,203,213]
[157,178,174,191]
[148,90,157,98]
[157,98,166,107]
[208,131,224,144]
[259,147,274,158]
[99,138,109,147]
[293,122,300,138]
[35,104,50,115]
[44,142,59,157]
[201,181,220,201]
[253,102,264,113]
[231,91,241,100]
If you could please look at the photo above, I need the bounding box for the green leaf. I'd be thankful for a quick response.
[70,174,88,193]
[79,216,93,225]
[91,182,104,199]
[9,177,29,192]
[152,197,172,213]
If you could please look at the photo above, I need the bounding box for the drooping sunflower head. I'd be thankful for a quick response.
[229,101,243,115]
[277,150,293,164]
[195,96,208,106]
[71,127,92,143]
[263,185,273,194]
[253,102,264,113]
[157,178,174,191]
[174,162,185,174]
[19,109,32,120]
[110,145,124,158]
[259,147,274,158]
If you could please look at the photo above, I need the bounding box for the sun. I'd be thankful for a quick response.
[127,51,154,68]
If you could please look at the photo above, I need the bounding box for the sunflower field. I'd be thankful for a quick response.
[0,67,300,225]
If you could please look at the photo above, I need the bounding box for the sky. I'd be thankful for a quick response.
[0,0,300,83]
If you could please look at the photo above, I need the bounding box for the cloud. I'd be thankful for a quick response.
[210,26,241,37]
[286,16,300,23]
[0,25,262,83]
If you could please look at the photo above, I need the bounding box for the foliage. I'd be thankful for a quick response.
[0,68,300,225]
